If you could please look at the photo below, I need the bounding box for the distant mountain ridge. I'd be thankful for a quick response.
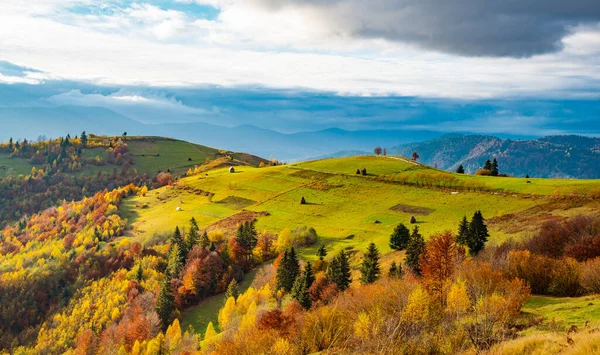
[390,134,600,178]
[0,106,443,161]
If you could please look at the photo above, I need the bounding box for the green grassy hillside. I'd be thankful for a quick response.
[123,155,600,258]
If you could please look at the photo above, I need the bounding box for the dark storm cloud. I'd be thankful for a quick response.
[253,0,600,57]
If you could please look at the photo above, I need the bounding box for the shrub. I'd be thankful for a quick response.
[475,169,491,176]
[275,226,318,252]
[548,257,583,297]
[506,250,554,294]
[581,257,600,293]
[524,220,568,258]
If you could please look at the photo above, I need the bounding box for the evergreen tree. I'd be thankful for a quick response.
[491,158,499,176]
[209,242,216,251]
[388,261,403,278]
[483,159,492,171]
[156,278,174,330]
[170,226,187,265]
[456,165,465,174]
[360,242,381,284]
[166,243,183,277]
[317,245,327,261]
[326,250,351,291]
[186,218,200,251]
[291,272,312,309]
[225,279,240,301]
[405,226,425,275]
[467,210,489,256]
[200,231,210,249]
[304,261,315,288]
[389,223,410,250]
[276,247,300,292]
[456,216,470,246]
[8,137,13,151]
[80,131,88,147]
[135,262,143,282]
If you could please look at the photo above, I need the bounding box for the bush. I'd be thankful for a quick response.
[581,257,600,293]
[548,257,583,297]
[275,226,318,252]
[506,250,554,294]
[475,169,491,176]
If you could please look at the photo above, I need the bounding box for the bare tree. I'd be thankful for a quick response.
[374,146,383,156]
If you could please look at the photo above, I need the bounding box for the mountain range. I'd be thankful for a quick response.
[390,134,600,178]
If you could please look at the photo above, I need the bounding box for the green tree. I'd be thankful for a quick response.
[304,261,315,288]
[456,165,465,174]
[456,216,470,246]
[276,247,300,292]
[166,243,183,277]
[491,158,499,176]
[225,279,240,301]
[467,210,489,256]
[156,278,174,330]
[171,226,187,265]
[291,272,312,309]
[80,131,88,147]
[135,262,143,282]
[390,223,410,250]
[317,245,327,260]
[405,226,425,275]
[186,218,200,251]
[200,231,210,249]
[389,261,403,278]
[360,242,381,284]
[326,250,351,291]
[483,159,492,171]
[8,137,13,151]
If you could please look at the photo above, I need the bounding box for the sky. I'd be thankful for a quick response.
[0,0,599,136]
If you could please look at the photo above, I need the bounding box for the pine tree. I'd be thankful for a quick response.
[390,223,410,250]
[405,226,425,275]
[456,165,465,174]
[186,218,200,251]
[225,279,240,301]
[135,262,143,282]
[491,158,499,176]
[456,216,470,246]
[200,231,210,249]
[80,131,88,147]
[276,247,300,292]
[156,278,174,330]
[8,137,13,151]
[467,210,489,256]
[291,272,312,309]
[360,242,381,284]
[304,261,315,288]
[389,261,403,278]
[326,250,351,291]
[483,159,492,171]
[317,245,327,260]
[171,226,187,265]
[166,243,183,278]
[209,242,216,251]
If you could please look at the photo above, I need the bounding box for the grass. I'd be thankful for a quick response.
[0,153,39,177]
[523,295,600,327]
[180,266,262,334]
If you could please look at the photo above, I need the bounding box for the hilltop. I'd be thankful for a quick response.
[390,134,600,178]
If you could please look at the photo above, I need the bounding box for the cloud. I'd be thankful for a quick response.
[209,0,600,58]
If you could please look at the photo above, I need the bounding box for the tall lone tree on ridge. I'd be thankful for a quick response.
[456,165,465,174]
[374,146,383,156]
[390,223,410,250]
[467,210,489,256]
[412,152,420,161]
[405,226,425,276]
[360,242,381,284]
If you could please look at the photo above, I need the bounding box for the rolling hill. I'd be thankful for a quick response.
[391,134,600,178]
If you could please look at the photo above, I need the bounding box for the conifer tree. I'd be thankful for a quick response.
[186,218,200,251]
[156,278,174,330]
[276,247,300,292]
[405,226,425,275]
[166,243,183,278]
[171,226,187,265]
[456,216,470,246]
[304,261,315,288]
[225,279,240,301]
[80,131,88,147]
[389,261,403,278]
[456,165,465,174]
[491,158,499,176]
[484,159,492,171]
[209,242,216,251]
[200,231,210,248]
[467,210,489,256]
[317,245,327,260]
[390,223,410,250]
[135,262,143,282]
[360,242,381,284]
[291,272,312,309]
[326,250,351,291]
